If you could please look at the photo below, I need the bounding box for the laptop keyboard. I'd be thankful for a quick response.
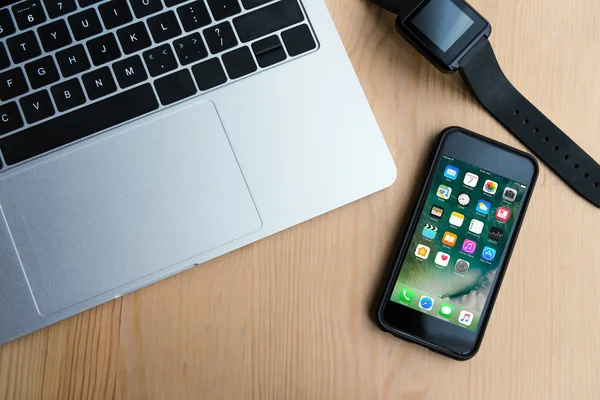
[0,0,317,168]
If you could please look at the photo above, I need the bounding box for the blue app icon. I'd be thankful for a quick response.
[422,224,438,240]
[444,165,459,180]
[481,246,497,262]
[419,296,434,311]
[476,199,491,215]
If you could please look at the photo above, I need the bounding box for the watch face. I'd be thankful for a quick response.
[401,0,490,70]
[457,193,471,206]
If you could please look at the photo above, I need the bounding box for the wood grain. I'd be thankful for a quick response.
[2,0,600,398]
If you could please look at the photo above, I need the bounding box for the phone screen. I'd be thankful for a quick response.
[389,154,528,332]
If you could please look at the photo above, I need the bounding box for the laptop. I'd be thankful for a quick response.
[0,0,396,345]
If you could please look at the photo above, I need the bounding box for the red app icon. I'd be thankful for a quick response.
[495,207,511,222]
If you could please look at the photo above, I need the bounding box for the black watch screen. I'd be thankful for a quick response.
[399,0,489,72]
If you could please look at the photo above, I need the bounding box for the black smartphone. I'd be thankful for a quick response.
[377,127,538,360]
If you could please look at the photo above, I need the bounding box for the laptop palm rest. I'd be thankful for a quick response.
[0,100,262,316]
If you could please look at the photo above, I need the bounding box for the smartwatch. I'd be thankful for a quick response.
[372,0,600,208]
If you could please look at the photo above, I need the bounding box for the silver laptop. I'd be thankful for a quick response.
[0,0,396,345]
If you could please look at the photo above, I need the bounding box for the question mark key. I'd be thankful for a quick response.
[203,21,238,53]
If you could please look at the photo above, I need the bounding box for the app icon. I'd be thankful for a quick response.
[463,172,479,187]
[442,232,458,247]
[468,219,484,234]
[434,251,450,267]
[419,295,434,311]
[439,303,454,318]
[488,227,504,241]
[457,193,471,206]
[496,207,511,222]
[483,180,498,194]
[481,246,497,262]
[422,224,438,240]
[455,259,470,273]
[430,205,444,219]
[444,165,459,180]
[458,310,474,326]
[437,185,452,200]
[449,212,465,227]
[503,187,518,202]
[476,199,491,215]
[461,239,477,255]
[399,288,414,303]
[415,244,430,259]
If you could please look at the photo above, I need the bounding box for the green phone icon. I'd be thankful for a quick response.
[400,288,414,303]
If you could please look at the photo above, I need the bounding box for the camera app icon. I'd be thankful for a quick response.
[502,187,518,202]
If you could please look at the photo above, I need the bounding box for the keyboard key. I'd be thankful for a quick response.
[37,19,73,52]
[222,46,256,79]
[7,31,42,64]
[206,0,241,20]
[51,78,86,111]
[0,43,10,70]
[129,0,163,18]
[154,69,197,105]
[0,9,16,39]
[117,22,152,55]
[56,44,91,77]
[78,0,103,6]
[0,84,159,165]
[68,8,103,41]
[233,0,303,43]
[147,11,182,43]
[174,33,207,65]
[191,58,226,91]
[203,22,237,54]
[241,0,273,9]
[82,67,117,100]
[12,0,47,30]
[0,102,24,136]
[282,24,316,57]
[143,44,177,77]
[252,35,286,68]
[112,55,147,88]
[25,56,60,89]
[0,68,29,101]
[44,0,77,19]
[177,1,211,32]
[165,0,188,6]
[99,0,133,30]
[19,90,55,124]
[87,33,121,66]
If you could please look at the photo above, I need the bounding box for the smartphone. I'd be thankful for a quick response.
[376,127,538,360]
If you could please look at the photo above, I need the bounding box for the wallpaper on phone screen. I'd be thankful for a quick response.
[390,155,527,331]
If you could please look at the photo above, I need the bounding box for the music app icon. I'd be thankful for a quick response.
[461,239,477,255]
[459,310,473,326]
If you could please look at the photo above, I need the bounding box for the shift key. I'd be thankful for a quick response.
[233,0,304,43]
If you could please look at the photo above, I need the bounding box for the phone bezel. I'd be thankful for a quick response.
[377,127,538,360]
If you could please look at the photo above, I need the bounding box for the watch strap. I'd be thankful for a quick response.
[370,0,421,19]
[459,37,600,207]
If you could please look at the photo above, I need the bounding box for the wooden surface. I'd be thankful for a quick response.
[2,0,600,398]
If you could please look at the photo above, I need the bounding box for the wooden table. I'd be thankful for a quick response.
[2,0,600,398]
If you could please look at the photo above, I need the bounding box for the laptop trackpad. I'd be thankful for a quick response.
[0,101,262,316]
